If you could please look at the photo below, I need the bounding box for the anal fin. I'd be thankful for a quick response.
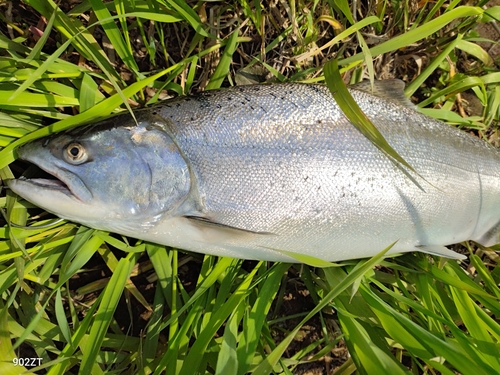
[415,245,466,260]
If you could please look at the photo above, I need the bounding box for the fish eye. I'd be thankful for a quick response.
[63,142,88,164]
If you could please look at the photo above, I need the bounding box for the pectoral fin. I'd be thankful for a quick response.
[184,216,274,244]
[416,245,466,260]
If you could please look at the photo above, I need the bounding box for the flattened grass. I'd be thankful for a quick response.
[0,1,499,374]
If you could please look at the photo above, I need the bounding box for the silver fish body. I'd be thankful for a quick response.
[8,82,500,261]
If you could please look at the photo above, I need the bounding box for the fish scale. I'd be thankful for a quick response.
[7,81,500,262]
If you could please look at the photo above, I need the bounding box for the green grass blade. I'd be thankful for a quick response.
[324,59,416,173]
[253,243,394,375]
[79,252,139,374]
[215,303,244,375]
[0,305,25,374]
[205,27,241,90]
[88,0,140,73]
[337,307,410,375]
[418,76,486,108]
[78,72,100,113]
[0,66,176,168]
[340,6,485,66]
[359,286,496,375]
[236,263,290,374]
[55,289,72,345]
[178,263,261,375]
[164,0,210,37]
[405,34,463,97]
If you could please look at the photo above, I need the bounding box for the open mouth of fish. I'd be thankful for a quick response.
[10,163,92,203]
[18,174,70,192]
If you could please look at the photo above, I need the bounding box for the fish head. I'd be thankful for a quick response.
[8,114,191,231]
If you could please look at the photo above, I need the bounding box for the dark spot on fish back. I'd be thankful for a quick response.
[307,85,324,94]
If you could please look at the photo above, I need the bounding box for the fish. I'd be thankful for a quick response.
[7,80,500,262]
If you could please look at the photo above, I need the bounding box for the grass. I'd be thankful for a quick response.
[0,0,499,374]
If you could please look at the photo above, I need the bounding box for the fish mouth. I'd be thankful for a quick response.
[18,175,72,194]
[9,163,92,203]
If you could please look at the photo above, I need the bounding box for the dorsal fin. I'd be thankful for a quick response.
[350,79,416,109]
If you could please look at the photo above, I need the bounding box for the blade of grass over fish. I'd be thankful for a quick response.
[340,6,485,66]
[205,26,241,90]
[253,243,394,375]
[0,66,173,168]
[79,252,139,374]
[274,249,339,267]
[405,34,463,97]
[2,1,500,373]
[324,59,416,173]
[0,35,240,166]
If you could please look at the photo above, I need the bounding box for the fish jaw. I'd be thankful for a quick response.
[8,177,86,213]
[7,140,97,222]
[13,140,92,201]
